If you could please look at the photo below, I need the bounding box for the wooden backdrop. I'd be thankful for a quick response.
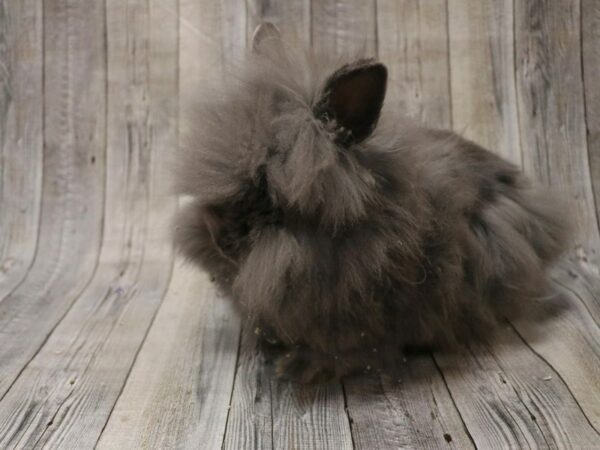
[0,0,599,448]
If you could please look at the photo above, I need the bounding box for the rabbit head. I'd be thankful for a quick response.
[175,23,395,231]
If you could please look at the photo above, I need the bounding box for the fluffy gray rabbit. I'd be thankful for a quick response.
[173,23,570,383]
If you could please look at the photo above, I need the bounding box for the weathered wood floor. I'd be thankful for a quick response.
[1,0,599,448]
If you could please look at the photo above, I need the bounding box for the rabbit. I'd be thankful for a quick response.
[172,23,571,383]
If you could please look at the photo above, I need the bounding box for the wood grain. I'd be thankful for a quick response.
[511,267,600,431]
[435,344,550,448]
[0,1,599,448]
[448,0,521,164]
[100,1,245,448]
[377,0,451,128]
[0,0,178,447]
[511,0,600,432]
[0,0,106,400]
[0,0,43,302]
[97,264,240,449]
[436,325,600,448]
[515,0,600,249]
[311,0,377,57]
[222,331,273,450]
[344,357,475,449]
[272,380,353,450]
[582,0,600,221]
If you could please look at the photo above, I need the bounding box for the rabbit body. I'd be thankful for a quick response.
[173,26,569,382]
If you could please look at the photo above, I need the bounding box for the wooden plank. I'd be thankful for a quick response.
[437,325,600,448]
[344,356,475,449]
[0,0,106,399]
[511,267,600,431]
[99,1,245,448]
[221,0,247,66]
[377,0,451,128]
[178,0,245,106]
[224,333,353,450]
[0,0,178,447]
[430,1,600,445]
[0,0,43,301]
[582,0,600,220]
[311,0,377,57]
[448,0,521,164]
[511,0,600,432]
[515,0,600,250]
[97,264,240,449]
[435,345,549,448]
[272,381,353,450]
[222,331,273,450]
[493,321,600,445]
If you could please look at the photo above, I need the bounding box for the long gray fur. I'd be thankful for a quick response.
[172,24,571,383]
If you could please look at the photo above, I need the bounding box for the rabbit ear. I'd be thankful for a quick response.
[315,59,387,145]
[252,22,282,54]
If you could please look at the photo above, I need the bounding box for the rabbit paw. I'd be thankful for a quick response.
[275,349,335,384]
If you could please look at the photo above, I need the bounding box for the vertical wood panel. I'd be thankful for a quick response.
[512,0,600,430]
[0,0,106,400]
[436,0,600,443]
[0,0,43,301]
[515,0,599,249]
[448,0,521,164]
[99,0,245,448]
[377,0,451,127]
[0,1,598,447]
[312,0,377,57]
[0,0,178,446]
[582,0,600,220]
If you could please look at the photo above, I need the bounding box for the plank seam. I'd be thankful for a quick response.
[29,383,76,449]
[373,0,378,58]
[506,319,600,436]
[465,345,532,446]
[95,260,177,448]
[553,273,600,330]
[0,0,44,305]
[269,359,274,450]
[579,0,600,237]
[220,325,243,450]
[308,0,312,48]
[341,380,357,450]
[0,0,108,404]
[483,338,553,448]
[512,0,524,169]
[431,354,478,449]
[444,0,454,130]
[93,3,181,434]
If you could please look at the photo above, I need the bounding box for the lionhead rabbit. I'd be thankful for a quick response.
[173,23,570,383]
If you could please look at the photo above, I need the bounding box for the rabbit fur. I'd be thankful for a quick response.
[173,23,570,383]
